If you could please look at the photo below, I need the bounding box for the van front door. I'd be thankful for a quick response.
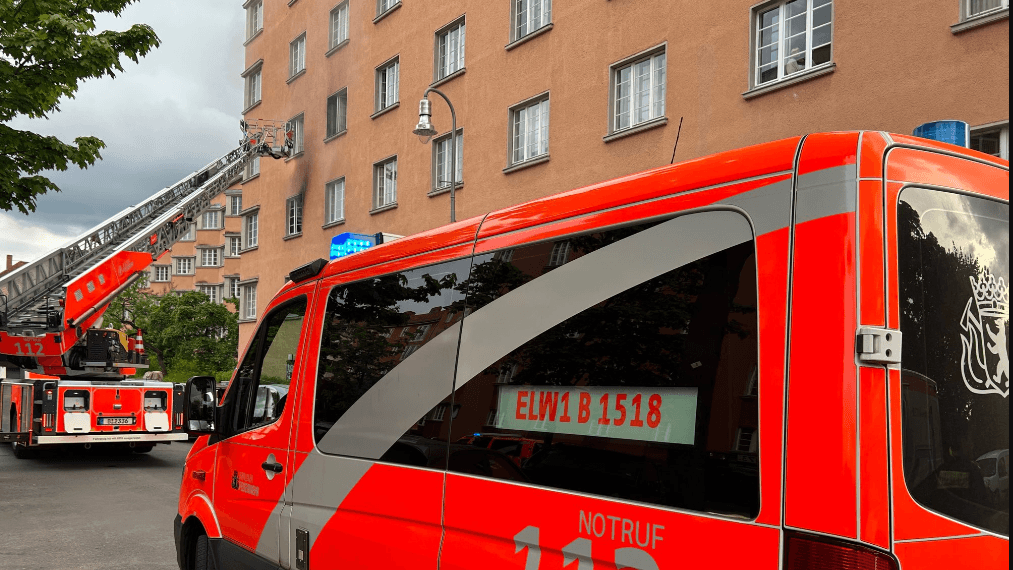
[213,294,310,568]
[284,255,474,569]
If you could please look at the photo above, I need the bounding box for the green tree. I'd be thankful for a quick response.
[0,0,160,214]
[143,291,239,378]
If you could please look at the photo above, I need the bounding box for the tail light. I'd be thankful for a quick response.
[785,532,898,570]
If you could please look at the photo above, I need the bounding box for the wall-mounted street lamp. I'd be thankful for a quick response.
[413,87,457,223]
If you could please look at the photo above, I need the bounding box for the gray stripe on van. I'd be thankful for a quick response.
[718,178,793,236]
[317,325,462,458]
[794,165,857,225]
[315,210,752,460]
[257,454,374,556]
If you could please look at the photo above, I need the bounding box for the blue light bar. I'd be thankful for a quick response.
[913,120,970,148]
[330,232,377,260]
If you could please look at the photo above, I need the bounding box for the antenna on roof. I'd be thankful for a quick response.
[670,116,684,164]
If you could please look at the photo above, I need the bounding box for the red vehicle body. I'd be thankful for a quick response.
[174,132,1009,570]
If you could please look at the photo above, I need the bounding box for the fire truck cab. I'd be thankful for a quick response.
[175,132,1008,570]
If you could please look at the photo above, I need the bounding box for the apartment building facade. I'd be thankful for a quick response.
[226,0,1008,347]
[144,187,246,308]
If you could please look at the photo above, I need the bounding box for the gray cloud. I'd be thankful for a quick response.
[3,1,244,261]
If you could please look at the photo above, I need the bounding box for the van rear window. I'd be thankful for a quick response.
[446,214,761,518]
[898,187,1008,536]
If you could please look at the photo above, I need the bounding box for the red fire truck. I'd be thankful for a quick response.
[1,121,293,457]
[174,131,1007,570]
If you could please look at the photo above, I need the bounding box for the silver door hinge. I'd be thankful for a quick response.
[856,327,902,365]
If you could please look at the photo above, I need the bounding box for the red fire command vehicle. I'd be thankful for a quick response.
[175,132,1008,570]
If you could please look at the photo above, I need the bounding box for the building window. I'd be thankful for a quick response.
[754,0,833,87]
[228,278,242,300]
[611,48,666,133]
[244,67,262,110]
[201,248,220,268]
[243,284,258,320]
[246,0,263,41]
[290,33,306,78]
[198,285,219,304]
[245,212,259,249]
[373,157,398,209]
[245,156,260,180]
[377,0,399,18]
[375,57,399,113]
[547,241,570,266]
[735,428,759,453]
[496,363,517,384]
[154,266,170,282]
[326,89,348,138]
[180,224,195,241]
[745,365,759,397]
[175,257,194,275]
[432,130,463,191]
[325,178,345,224]
[286,195,303,236]
[229,195,243,216]
[330,1,349,48]
[431,404,448,422]
[201,210,220,230]
[228,236,243,257]
[290,114,304,155]
[510,94,550,165]
[512,0,552,42]
[966,0,1008,18]
[971,122,1010,160]
[436,19,465,81]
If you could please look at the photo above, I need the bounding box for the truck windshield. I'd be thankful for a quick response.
[899,186,1008,536]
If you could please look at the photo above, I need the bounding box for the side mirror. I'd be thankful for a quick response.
[184,376,217,434]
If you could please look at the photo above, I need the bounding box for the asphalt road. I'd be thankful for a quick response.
[0,441,190,570]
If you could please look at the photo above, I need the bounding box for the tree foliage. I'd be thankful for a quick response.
[105,283,238,377]
[145,291,239,377]
[0,0,160,213]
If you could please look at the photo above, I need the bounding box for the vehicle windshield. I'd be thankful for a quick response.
[898,186,1008,536]
[978,457,998,478]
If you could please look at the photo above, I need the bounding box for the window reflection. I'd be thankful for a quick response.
[899,188,1009,536]
[447,220,761,518]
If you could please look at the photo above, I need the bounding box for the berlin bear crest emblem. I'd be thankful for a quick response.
[960,271,1009,398]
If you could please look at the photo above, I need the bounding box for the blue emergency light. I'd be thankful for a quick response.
[913,120,970,148]
[330,232,377,260]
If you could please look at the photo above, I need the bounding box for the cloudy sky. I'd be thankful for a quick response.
[2,1,245,264]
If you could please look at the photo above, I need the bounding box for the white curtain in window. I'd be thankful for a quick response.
[331,4,348,47]
[326,179,345,223]
[436,132,463,188]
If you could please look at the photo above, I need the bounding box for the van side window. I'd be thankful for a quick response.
[898,187,1008,536]
[448,215,761,518]
[314,259,471,467]
[227,296,307,435]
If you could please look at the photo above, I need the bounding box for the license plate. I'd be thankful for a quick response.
[98,417,136,426]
